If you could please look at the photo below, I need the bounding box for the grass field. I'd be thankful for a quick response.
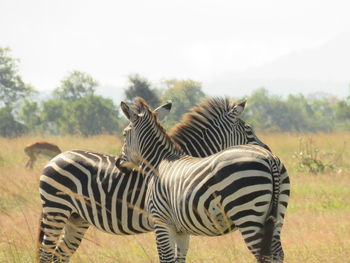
[0,133,349,262]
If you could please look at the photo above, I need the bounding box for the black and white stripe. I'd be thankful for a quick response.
[170,97,271,156]
[118,98,289,263]
[37,97,281,262]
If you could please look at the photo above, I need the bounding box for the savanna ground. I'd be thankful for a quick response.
[0,133,349,262]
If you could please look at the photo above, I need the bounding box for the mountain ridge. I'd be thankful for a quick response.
[205,33,350,98]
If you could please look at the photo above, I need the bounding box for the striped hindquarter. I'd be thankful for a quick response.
[147,145,289,262]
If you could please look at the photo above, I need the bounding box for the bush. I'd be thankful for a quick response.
[293,137,337,174]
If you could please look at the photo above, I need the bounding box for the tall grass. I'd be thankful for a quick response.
[0,134,349,262]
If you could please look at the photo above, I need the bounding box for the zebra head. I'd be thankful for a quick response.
[170,97,271,157]
[228,100,271,151]
[119,98,174,167]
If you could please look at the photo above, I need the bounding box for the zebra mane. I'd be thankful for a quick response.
[169,96,238,138]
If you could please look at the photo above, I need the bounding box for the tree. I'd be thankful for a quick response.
[161,79,205,127]
[244,88,336,132]
[61,95,120,136]
[0,106,27,137]
[0,47,33,137]
[54,70,98,101]
[31,71,122,136]
[307,95,335,132]
[334,93,350,130]
[244,88,313,132]
[335,97,350,120]
[0,47,33,107]
[124,74,160,108]
[18,100,42,133]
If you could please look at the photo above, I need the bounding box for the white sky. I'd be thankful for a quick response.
[1,0,350,95]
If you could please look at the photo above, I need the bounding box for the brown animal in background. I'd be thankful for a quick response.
[24,141,62,169]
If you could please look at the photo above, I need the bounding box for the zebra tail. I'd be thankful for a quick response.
[259,212,276,262]
[259,160,280,262]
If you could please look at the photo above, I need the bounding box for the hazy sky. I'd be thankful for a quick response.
[1,0,350,96]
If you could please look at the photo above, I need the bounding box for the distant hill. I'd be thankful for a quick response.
[39,33,350,102]
[204,33,350,98]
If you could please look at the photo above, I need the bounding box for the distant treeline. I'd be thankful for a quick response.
[1,47,350,137]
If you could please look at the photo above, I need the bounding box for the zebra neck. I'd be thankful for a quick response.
[138,136,183,172]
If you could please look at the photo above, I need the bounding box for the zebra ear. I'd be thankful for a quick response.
[154,100,172,122]
[120,101,138,121]
[230,100,247,117]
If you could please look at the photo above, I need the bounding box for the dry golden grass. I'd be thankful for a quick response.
[260,132,350,173]
[0,133,349,262]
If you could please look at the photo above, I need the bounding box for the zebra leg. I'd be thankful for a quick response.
[271,231,284,263]
[154,225,176,263]
[174,232,189,263]
[54,214,90,262]
[240,224,284,263]
[38,211,70,263]
[239,226,266,262]
[25,158,31,169]
[26,156,35,169]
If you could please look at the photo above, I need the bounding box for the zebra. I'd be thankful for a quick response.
[117,97,290,263]
[37,97,275,262]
